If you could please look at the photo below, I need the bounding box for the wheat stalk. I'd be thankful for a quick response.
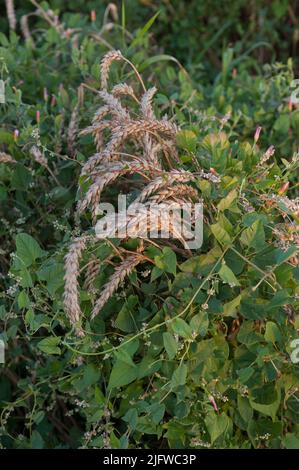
[0,152,16,164]
[98,90,130,121]
[78,160,156,217]
[30,145,48,167]
[5,0,16,31]
[100,50,123,90]
[112,83,138,101]
[91,254,143,318]
[20,15,34,44]
[80,119,176,175]
[63,236,91,335]
[150,183,199,203]
[140,87,157,120]
[65,50,221,332]
[83,256,101,293]
[67,105,79,156]
[135,170,195,203]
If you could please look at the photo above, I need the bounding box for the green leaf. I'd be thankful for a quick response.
[250,384,281,420]
[114,348,136,368]
[210,223,231,245]
[82,364,101,388]
[283,433,299,449]
[163,332,178,359]
[222,294,241,317]
[37,262,64,295]
[237,396,253,422]
[237,321,263,345]
[108,360,138,390]
[218,263,240,286]
[17,291,30,309]
[123,408,138,430]
[237,366,255,384]
[205,412,231,444]
[154,247,177,275]
[176,130,197,152]
[130,11,160,48]
[115,296,139,332]
[180,247,221,274]
[275,246,298,265]
[139,54,181,72]
[147,403,165,424]
[218,189,238,212]
[15,233,46,268]
[240,298,267,320]
[189,311,209,336]
[37,336,61,355]
[240,220,265,250]
[171,363,187,388]
[30,430,44,449]
[171,318,193,339]
[264,321,282,344]
[273,114,290,135]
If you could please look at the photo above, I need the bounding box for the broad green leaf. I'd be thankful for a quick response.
[17,291,30,309]
[210,223,231,245]
[37,262,64,295]
[250,384,281,420]
[218,263,240,286]
[275,246,298,265]
[114,348,136,368]
[15,233,46,268]
[240,220,265,250]
[264,321,282,344]
[237,321,263,345]
[205,412,231,444]
[115,296,139,332]
[108,360,138,389]
[237,366,255,384]
[147,403,165,424]
[218,189,238,212]
[82,364,101,388]
[37,336,61,355]
[171,318,193,339]
[154,247,177,275]
[237,396,253,422]
[176,130,197,152]
[283,433,299,449]
[123,408,138,430]
[171,363,187,388]
[189,311,209,336]
[222,294,242,317]
[163,332,178,359]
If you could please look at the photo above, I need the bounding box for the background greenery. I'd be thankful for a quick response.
[0,0,298,449]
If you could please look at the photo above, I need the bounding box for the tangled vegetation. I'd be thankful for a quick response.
[0,1,299,449]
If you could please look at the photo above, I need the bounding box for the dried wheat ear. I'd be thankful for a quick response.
[64,50,219,334]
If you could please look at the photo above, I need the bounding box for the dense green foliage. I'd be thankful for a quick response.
[0,1,299,449]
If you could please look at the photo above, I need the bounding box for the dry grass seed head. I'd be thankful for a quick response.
[112,83,137,101]
[63,236,88,331]
[67,104,79,156]
[150,183,199,203]
[5,0,16,30]
[83,256,101,294]
[0,152,16,164]
[100,50,123,90]
[91,254,142,318]
[136,170,196,203]
[30,145,48,168]
[140,87,157,120]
